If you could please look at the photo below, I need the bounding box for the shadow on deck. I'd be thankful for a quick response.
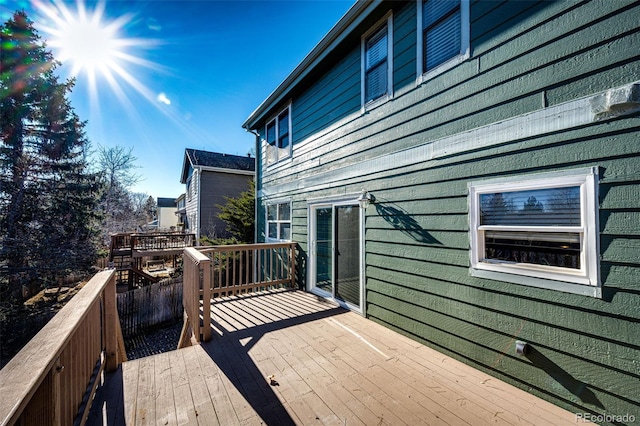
[87,290,585,425]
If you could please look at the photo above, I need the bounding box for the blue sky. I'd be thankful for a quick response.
[0,0,353,199]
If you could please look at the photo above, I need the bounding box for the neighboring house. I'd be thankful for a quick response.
[180,149,255,241]
[175,193,186,231]
[156,197,179,230]
[243,0,639,420]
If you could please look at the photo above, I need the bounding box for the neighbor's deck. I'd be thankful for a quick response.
[88,290,583,425]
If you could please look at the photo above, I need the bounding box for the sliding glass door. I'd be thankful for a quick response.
[315,207,333,294]
[310,202,363,312]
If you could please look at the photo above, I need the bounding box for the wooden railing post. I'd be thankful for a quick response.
[201,254,211,342]
[103,273,118,372]
[181,248,212,347]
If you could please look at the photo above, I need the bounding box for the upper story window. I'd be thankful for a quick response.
[267,201,291,241]
[265,105,291,166]
[186,175,193,201]
[362,14,393,107]
[418,0,469,80]
[469,168,600,297]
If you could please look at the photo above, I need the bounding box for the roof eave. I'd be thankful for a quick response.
[241,0,380,131]
[179,149,194,184]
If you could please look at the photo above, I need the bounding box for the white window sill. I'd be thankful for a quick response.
[470,267,602,298]
[362,93,392,112]
[417,52,469,86]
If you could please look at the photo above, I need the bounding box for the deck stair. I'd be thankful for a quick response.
[130,267,160,286]
[108,232,195,289]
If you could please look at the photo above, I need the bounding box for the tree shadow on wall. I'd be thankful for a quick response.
[525,346,604,409]
[374,201,442,245]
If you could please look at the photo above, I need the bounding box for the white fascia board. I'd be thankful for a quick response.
[257,81,640,198]
[243,0,382,130]
[180,150,197,184]
[197,165,255,176]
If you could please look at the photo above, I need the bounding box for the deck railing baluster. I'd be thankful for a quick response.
[192,242,297,300]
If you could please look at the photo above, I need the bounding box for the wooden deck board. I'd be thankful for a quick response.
[166,349,198,426]
[196,346,239,426]
[134,355,155,425]
[121,355,139,424]
[154,352,178,426]
[87,289,587,425]
[341,313,551,425]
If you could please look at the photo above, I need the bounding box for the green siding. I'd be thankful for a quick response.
[293,48,361,144]
[393,1,416,92]
[254,0,640,420]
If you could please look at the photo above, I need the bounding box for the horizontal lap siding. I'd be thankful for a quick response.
[257,0,640,418]
[264,1,640,189]
[293,49,361,146]
[365,0,640,416]
[393,2,416,93]
[200,173,253,239]
[185,170,199,237]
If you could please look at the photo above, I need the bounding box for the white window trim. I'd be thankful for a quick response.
[264,104,292,167]
[265,200,292,242]
[469,167,601,297]
[416,0,470,85]
[361,12,393,110]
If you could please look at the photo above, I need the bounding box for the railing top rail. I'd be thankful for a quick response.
[185,246,212,263]
[196,242,296,252]
[132,232,195,238]
[0,269,115,425]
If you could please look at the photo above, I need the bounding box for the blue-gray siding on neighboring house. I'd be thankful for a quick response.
[180,149,255,241]
[245,0,640,421]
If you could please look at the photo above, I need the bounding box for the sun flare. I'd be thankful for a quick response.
[31,0,178,136]
[55,18,117,74]
[35,0,129,78]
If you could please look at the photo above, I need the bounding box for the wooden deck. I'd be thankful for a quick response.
[87,290,584,425]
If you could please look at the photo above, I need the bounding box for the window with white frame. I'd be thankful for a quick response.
[418,0,469,78]
[362,14,392,106]
[186,175,193,201]
[266,201,291,241]
[469,168,600,294]
[265,106,291,166]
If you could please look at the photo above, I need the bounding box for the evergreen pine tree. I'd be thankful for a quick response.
[0,11,100,301]
[217,180,255,244]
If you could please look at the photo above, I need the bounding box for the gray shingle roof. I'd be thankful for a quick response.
[185,149,255,172]
[157,197,176,208]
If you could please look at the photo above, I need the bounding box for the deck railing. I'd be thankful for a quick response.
[201,242,297,297]
[131,233,196,251]
[180,242,297,347]
[110,233,133,251]
[0,270,125,426]
[110,232,195,252]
